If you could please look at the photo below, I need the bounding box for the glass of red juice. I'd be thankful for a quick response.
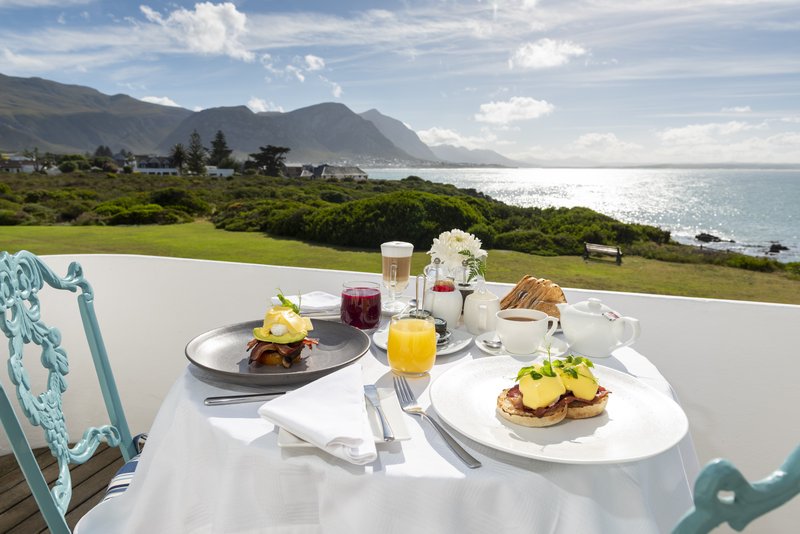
[340,281,382,330]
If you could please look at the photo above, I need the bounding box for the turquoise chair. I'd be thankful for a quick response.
[0,250,140,533]
[673,445,800,532]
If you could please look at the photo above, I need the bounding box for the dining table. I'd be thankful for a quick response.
[76,311,700,534]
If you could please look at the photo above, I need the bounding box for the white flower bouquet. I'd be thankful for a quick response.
[428,229,487,283]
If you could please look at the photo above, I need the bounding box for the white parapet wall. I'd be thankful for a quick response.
[1,254,798,531]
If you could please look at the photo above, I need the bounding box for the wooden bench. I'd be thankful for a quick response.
[583,242,622,265]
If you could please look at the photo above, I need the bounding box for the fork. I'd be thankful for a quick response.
[393,375,482,469]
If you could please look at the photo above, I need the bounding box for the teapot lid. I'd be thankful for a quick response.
[572,297,615,315]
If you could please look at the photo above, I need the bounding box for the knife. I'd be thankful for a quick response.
[364,384,394,442]
[204,391,287,406]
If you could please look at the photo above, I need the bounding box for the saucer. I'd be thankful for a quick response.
[474,331,569,358]
[372,328,473,356]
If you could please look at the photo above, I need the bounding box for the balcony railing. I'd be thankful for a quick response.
[1,254,798,532]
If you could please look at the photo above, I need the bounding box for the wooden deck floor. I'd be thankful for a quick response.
[0,444,123,533]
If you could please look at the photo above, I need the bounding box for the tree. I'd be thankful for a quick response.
[22,147,41,172]
[207,130,233,167]
[94,145,113,158]
[186,130,206,175]
[170,143,187,175]
[248,145,290,177]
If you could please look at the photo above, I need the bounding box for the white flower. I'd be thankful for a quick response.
[428,229,487,281]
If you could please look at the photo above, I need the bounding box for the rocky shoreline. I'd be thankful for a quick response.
[693,232,792,260]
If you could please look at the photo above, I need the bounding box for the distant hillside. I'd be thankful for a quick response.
[429,144,524,167]
[0,73,191,153]
[359,109,440,161]
[159,102,420,164]
[0,72,532,166]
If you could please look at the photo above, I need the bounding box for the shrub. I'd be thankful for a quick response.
[0,209,27,225]
[304,191,486,248]
[21,203,57,224]
[118,206,191,225]
[466,222,497,248]
[495,229,558,256]
[58,200,93,222]
[58,161,78,173]
[319,190,352,204]
[149,188,210,216]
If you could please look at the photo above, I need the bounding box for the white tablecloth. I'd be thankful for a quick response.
[77,335,699,534]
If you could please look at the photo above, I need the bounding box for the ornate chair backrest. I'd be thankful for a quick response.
[673,444,800,533]
[0,251,135,534]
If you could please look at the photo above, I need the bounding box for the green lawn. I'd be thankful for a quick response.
[1,221,798,304]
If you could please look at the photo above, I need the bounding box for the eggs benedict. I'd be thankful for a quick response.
[496,356,610,427]
[246,297,318,368]
[553,355,610,419]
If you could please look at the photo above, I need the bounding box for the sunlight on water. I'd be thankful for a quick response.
[367,168,800,263]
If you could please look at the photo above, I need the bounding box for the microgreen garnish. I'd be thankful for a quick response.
[514,353,597,384]
[275,289,300,315]
[516,365,538,381]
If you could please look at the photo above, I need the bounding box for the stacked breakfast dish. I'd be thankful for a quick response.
[497,355,610,427]
[247,293,319,368]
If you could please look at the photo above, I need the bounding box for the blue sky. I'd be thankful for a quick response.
[1,0,799,164]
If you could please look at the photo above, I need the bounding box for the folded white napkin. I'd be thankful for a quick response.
[258,364,377,465]
[270,291,341,313]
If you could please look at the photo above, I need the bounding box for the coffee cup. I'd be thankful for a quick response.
[495,308,558,355]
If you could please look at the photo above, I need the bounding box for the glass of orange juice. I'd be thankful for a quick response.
[387,313,437,376]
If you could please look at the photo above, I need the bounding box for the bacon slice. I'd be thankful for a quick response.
[246,338,316,367]
[507,384,611,417]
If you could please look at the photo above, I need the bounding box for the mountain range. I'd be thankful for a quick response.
[0,73,524,167]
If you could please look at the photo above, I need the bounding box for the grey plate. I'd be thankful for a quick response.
[185,319,370,386]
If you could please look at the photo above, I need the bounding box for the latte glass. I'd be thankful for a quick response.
[380,241,414,313]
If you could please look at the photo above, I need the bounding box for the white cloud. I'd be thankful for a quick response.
[659,121,762,145]
[721,106,751,113]
[569,132,643,161]
[57,13,66,24]
[140,2,253,62]
[0,47,49,70]
[653,131,800,164]
[246,97,283,113]
[508,38,586,70]
[319,75,342,98]
[474,96,554,124]
[416,127,497,150]
[140,95,181,107]
[285,65,305,82]
[304,54,325,71]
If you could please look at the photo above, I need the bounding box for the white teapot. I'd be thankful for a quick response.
[556,298,640,358]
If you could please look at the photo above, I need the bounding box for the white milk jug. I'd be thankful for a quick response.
[463,281,500,335]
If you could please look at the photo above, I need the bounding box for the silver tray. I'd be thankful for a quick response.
[185,319,370,386]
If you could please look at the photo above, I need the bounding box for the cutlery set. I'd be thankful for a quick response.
[205,375,481,468]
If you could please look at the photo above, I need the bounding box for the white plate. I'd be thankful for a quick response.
[372,327,473,356]
[277,388,410,447]
[429,356,688,464]
[474,331,569,358]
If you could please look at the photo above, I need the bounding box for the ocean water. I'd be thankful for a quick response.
[366,167,800,263]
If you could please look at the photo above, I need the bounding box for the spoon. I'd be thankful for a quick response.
[481,337,502,350]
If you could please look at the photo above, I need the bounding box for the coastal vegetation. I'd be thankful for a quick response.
[0,221,797,304]
[0,171,797,281]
